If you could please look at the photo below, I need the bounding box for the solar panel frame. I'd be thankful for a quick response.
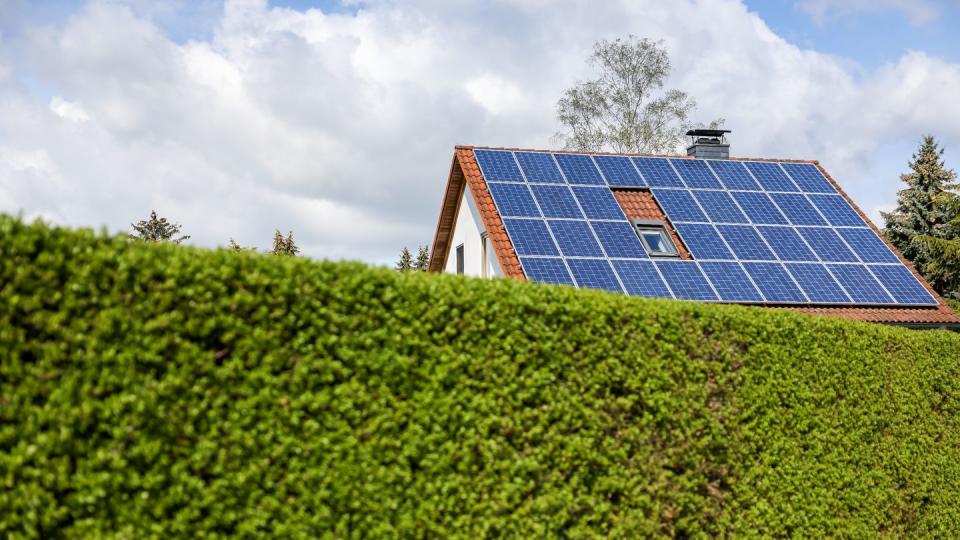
[514,151,565,183]
[837,228,899,263]
[567,258,624,293]
[633,157,684,187]
[827,264,894,304]
[594,155,645,187]
[731,191,789,225]
[743,262,808,303]
[571,186,628,220]
[474,149,524,182]
[487,182,542,218]
[700,261,764,302]
[868,264,938,305]
[745,161,800,192]
[781,163,835,193]
[651,189,708,222]
[707,160,762,190]
[502,219,560,256]
[591,220,649,258]
[529,184,584,219]
[770,193,828,226]
[808,194,867,227]
[716,224,777,261]
[675,223,734,260]
[548,220,605,257]
[784,263,852,303]
[693,190,749,224]
[670,159,723,189]
[612,259,673,298]
[553,153,606,185]
[655,260,719,301]
[519,257,574,285]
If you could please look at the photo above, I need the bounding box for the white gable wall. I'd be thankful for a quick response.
[444,186,503,278]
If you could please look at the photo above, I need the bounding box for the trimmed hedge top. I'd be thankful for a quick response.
[2,215,960,538]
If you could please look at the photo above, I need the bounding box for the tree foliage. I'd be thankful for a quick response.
[555,36,723,154]
[129,210,190,244]
[396,246,413,272]
[269,230,300,256]
[882,135,959,295]
[414,245,430,271]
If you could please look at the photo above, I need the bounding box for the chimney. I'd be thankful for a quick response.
[686,129,730,159]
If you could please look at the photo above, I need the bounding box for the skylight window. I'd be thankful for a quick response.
[632,221,679,257]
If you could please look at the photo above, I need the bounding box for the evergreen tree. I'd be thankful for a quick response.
[914,195,960,298]
[396,247,413,272]
[882,135,959,284]
[129,210,190,244]
[269,230,300,256]
[413,245,430,271]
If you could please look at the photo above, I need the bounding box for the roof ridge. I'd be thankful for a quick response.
[455,144,819,164]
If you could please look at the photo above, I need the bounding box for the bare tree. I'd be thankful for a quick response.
[556,36,723,154]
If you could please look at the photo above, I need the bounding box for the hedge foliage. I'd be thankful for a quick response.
[3,215,960,538]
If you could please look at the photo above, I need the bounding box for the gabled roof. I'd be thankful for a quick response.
[429,146,960,328]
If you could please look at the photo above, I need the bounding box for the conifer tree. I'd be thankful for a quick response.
[129,210,190,244]
[882,135,959,282]
[413,245,430,271]
[396,247,413,272]
[914,195,960,298]
[269,230,300,256]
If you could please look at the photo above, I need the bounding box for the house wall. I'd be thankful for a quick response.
[444,186,502,278]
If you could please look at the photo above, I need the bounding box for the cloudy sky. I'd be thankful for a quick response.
[1,0,959,264]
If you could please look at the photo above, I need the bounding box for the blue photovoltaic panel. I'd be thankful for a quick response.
[700,261,764,302]
[757,226,817,261]
[633,157,684,187]
[548,220,604,257]
[708,160,761,191]
[838,228,898,263]
[530,184,583,219]
[808,194,866,226]
[554,153,605,185]
[828,264,893,304]
[799,227,858,262]
[785,263,851,303]
[655,260,718,301]
[514,152,564,183]
[731,191,788,224]
[716,225,776,260]
[745,161,799,192]
[474,149,523,182]
[869,265,937,305]
[693,190,749,223]
[670,159,722,189]
[675,223,734,260]
[520,257,573,285]
[503,219,559,256]
[567,258,623,292]
[743,262,807,302]
[591,221,648,258]
[594,155,644,187]
[612,260,672,298]
[572,186,626,219]
[781,163,835,193]
[487,183,541,218]
[770,193,827,226]
[652,189,707,222]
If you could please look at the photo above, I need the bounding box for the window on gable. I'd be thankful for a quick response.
[456,243,465,274]
[632,221,679,257]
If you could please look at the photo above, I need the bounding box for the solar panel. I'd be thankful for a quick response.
[474,150,524,182]
[655,260,718,301]
[716,225,776,260]
[799,227,858,262]
[519,257,573,285]
[612,259,672,298]
[707,160,761,190]
[693,190,749,223]
[594,155,644,187]
[869,265,937,305]
[571,186,626,219]
[808,194,866,226]
[591,221,648,258]
[567,258,623,292]
[670,159,723,189]
[781,163,835,193]
[502,219,559,256]
[770,193,827,226]
[651,189,707,222]
[731,191,789,225]
[487,183,541,218]
[514,152,564,183]
[554,153,605,185]
[757,226,817,261]
[745,161,799,192]
[837,228,898,263]
[633,157,684,187]
[548,220,604,257]
[530,184,584,219]
[700,261,764,302]
[743,262,807,302]
[827,264,893,304]
[675,223,734,260]
[784,263,851,303]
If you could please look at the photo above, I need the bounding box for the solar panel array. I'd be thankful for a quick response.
[473,149,938,306]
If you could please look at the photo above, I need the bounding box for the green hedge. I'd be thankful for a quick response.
[3,215,960,538]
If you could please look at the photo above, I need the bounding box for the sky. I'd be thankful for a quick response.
[1,0,959,264]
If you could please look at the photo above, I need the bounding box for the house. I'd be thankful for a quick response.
[427,131,960,328]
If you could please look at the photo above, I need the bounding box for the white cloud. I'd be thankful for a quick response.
[798,0,941,26]
[0,0,959,264]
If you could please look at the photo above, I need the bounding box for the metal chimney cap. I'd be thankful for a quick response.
[685,129,731,137]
